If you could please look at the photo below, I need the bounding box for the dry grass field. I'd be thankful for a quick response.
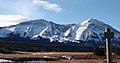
[0,52,120,63]
[44,60,103,63]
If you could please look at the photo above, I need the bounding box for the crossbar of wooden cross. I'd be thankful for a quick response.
[104,28,114,39]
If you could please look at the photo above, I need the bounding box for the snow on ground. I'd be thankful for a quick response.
[0,59,12,62]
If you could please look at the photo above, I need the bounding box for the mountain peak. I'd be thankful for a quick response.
[31,19,48,23]
[81,18,101,25]
[0,18,120,45]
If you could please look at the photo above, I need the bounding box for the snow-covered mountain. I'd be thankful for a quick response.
[0,18,120,45]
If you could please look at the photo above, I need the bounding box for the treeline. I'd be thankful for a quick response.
[0,35,94,53]
[0,35,120,55]
[1,40,120,55]
[0,40,94,54]
[93,45,120,56]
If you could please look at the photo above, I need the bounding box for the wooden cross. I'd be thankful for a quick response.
[104,28,114,63]
[105,28,114,39]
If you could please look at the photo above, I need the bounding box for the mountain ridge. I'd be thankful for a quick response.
[0,18,120,46]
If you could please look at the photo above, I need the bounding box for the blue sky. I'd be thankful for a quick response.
[0,0,120,31]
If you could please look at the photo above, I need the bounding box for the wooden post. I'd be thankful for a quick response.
[104,28,114,63]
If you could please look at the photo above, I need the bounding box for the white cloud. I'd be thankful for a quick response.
[0,0,45,19]
[0,15,28,27]
[0,22,18,27]
[0,15,28,22]
[33,0,62,12]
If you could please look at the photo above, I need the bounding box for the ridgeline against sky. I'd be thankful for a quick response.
[0,0,120,31]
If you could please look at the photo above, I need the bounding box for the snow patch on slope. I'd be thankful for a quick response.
[64,28,71,37]
[0,18,120,44]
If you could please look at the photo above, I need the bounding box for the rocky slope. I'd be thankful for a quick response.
[0,18,120,46]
